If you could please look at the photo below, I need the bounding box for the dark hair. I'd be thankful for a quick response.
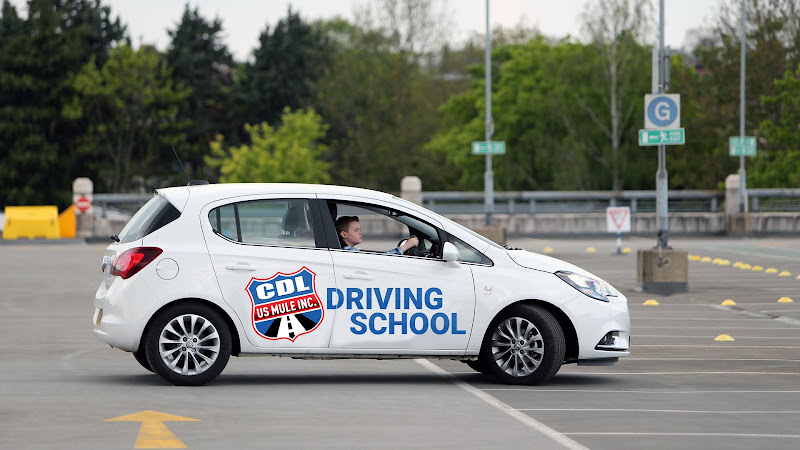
[334,215,359,235]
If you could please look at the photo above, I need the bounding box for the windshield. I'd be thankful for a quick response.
[392,196,503,250]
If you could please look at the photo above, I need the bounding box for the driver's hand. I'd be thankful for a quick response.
[400,236,419,252]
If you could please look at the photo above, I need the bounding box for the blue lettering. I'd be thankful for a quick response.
[388,312,407,334]
[425,288,443,309]
[347,288,364,309]
[350,313,367,334]
[404,287,423,309]
[374,288,391,309]
[327,288,343,309]
[431,313,449,335]
[410,313,428,334]
[365,287,372,309]
[395,287,402,309]
[369,312,387,334]
[451,313,466,334]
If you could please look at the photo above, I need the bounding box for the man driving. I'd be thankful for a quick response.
[335,215,418,254]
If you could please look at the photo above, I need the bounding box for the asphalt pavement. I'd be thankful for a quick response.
[1,236,798,449]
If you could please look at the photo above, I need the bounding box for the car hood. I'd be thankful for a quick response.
[506,250,601,279]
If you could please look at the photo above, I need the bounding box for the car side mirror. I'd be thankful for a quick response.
[442,242,459,263]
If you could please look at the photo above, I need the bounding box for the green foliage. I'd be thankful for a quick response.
[750,66,800,187]
[65,44,190,192]
[238,8,329,127]
[206,108,330,184]
[0,0,125,208]
[166,5,234,177]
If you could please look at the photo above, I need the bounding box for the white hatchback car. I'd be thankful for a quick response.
[94,183,630,386]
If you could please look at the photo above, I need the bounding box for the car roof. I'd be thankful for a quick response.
[157,183,398,205]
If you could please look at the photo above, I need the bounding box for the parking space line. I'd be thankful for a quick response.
[555,372,798,375]
[480,389,800,393]
[562,432,800,438]
[518,409,800,414]
[632,326,800,329]
[634,344,800,348]
[632,317,773,321]
[415,359,588,450]
[625,358,800,362]
[634,335,800,339]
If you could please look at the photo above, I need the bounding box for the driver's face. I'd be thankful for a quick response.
[340,221,362,247]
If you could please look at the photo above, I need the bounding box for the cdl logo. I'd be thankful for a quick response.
[245,267,324,342]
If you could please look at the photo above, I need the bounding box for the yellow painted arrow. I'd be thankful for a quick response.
[105,410,200,449]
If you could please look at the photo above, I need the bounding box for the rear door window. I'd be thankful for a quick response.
[117,196,181,244]
[209,199,317,248]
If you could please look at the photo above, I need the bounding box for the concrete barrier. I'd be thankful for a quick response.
[2,206,61,240]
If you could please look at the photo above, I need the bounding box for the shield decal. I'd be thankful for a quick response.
[245,267,324,341]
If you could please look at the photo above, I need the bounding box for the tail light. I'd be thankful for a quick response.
[110,247,163,279]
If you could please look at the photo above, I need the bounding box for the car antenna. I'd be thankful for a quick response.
[172,147,209,186]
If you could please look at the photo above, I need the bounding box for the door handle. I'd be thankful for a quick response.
[225,262,255,271]
[343,271,374,281]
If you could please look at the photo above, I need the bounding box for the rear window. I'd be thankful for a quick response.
[117,196,181,244]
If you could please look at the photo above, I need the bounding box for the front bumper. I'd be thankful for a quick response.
[561,292,631,360]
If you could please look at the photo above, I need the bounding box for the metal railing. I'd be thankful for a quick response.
[89,189,800,220]
[422,189,800,214]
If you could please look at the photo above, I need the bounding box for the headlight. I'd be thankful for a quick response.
[555,271,614,302]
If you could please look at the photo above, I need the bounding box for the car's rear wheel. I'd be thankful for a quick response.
[479,304,565,385]
[145,303,231,386]
[132,345,154,373]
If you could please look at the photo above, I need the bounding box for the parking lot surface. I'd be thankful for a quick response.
[1,236,798,449]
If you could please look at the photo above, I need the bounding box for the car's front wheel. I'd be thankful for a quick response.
[479,304,565,385]
[145,303,231,386]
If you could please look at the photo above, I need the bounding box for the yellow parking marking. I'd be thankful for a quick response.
[714,334,735,341]
[719,260,731,266]
[643,299,660,306]
[721,299,736,306]
[585,247,596,253]
[765,268,778,274]
[688,255,702,261]
[733,262,743,268]
[751,265,764,271]
[739,264,752,269]
[700,256,712,263]
[622,247,631,254]
[543,247,553,254]
[778,297,794,303]
[105,410,200,449]
[712,258,723,264]
[779,271,791,277]
[796,275,800,280]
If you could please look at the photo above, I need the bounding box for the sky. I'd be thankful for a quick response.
[9,0,723,61]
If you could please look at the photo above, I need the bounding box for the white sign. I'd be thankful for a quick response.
[606,207,631,233]
[644,94,680,129]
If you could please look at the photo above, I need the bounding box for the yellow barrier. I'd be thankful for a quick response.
[3,206,61,240]
[58,205,76,239]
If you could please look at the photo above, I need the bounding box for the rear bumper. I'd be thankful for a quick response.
[93,274,162,352]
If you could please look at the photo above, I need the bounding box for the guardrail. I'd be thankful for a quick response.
[89,189,800,220]
[422,189,800,214]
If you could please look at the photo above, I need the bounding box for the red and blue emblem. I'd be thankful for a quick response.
[245,267,324,341]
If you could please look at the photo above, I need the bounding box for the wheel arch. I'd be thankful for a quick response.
[487,299,579,364]
[138,298,242,356]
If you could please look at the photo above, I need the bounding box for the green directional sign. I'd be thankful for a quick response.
[471,141,506,155]
[638,128,685,146]
[729,136,756,156]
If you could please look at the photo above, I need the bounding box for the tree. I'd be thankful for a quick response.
[64,44,190,192]
[579,0,653,191]
[166,4,234,177]
[205,107,330,184]
[238,8,329,128]
[0,0,125,207]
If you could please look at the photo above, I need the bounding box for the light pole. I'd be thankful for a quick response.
[484,0,494,225]
[739,0,747,212]
[655,0,668,249]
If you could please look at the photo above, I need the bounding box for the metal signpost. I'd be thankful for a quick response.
[738,0,748,212]
[483,0,494,226]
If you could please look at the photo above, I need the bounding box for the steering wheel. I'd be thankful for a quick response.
[397,237,427,257]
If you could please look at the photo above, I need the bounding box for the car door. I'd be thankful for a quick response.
[321,198,476,351]
[202,195,337,349]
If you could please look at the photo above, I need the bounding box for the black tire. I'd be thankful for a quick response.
[133,345,154,373]
[145,303,231,386]
[462,359,492,376]
[479,304,565,385]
